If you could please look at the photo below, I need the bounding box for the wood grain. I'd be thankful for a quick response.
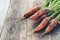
[0,0,60,40]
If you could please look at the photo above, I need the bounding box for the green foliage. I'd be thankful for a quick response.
[41,0,60,20]
[56,14,60,21]
[47,0,60,18]
[41,0,51,8]
[48,0,60,10]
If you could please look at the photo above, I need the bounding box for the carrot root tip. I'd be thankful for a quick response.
[40,32,46,38]
[33,29,38,33]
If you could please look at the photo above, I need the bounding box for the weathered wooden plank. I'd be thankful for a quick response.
[0,0,24,40]
[16,0,29,40]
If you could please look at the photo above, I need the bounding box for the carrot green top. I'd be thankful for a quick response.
[41,0,60,18]
[56,14,60,21]
[49,8,60,18]
[48,0,60,10]
[47,0,60,17]
[41,0,51,8]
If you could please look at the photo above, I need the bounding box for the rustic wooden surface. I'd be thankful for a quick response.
[0,0,60,40]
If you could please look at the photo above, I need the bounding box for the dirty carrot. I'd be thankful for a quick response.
[33,17,50,32]
[42,19,57,35]
[29,9,45,20]
[37,14,47,22]
[22,6,40,17]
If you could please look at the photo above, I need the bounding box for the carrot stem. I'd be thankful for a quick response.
[50,10,60,18]
[56,14,60,21]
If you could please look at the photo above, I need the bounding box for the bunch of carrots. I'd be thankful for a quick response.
[22,0,60,36]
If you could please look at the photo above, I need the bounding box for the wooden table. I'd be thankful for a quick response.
[0,0,60,40]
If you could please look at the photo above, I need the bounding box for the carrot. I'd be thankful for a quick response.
[42,19,57,35]
[37,14,47,22]
[33,17,50,32]
[29,9,45,20]
[22,6,40,17]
